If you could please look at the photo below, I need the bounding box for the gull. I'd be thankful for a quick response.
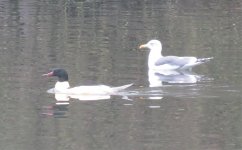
[139,40,213,71]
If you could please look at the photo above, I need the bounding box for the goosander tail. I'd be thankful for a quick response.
[110,83,133,93]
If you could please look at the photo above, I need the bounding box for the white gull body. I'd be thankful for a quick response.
[139,40,213,71]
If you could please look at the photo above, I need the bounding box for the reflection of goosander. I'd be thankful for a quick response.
[43,68,133,100]
[139,40,213,70]
[148,69,201,87]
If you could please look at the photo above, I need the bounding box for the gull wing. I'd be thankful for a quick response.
[155,56,196,67]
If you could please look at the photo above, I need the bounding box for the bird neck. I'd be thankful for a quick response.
[58,76,68,82]
[55,81,70,91]
[148,48,163,68]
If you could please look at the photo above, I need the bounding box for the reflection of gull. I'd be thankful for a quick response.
[139,40,213,70]
[43,68,133,101]
[148,69,201,87]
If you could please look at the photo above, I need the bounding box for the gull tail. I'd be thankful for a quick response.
[182,57,213,70]
[111,83,133,92]
[197,57,214,63]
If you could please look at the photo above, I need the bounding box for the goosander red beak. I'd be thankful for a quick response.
[42,71,54,77]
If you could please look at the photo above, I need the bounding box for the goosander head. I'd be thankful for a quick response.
[139,39,162,53]
[43,68,69,82]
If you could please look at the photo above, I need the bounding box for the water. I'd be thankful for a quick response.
[1,0,242,150]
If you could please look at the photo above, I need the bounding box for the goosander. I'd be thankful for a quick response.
[43,69,133,99]
[139,40,213,70]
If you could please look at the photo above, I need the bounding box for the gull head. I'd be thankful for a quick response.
[139,40,162,52]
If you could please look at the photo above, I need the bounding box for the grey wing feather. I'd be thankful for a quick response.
[155,56,193,66]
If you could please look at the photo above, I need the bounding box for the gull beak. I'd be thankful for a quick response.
[42,71,53,77]
[139,44,147,49]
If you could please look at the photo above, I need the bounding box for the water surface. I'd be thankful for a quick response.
[0,0,242,150]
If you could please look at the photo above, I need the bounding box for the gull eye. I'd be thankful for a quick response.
[150,43,155,46]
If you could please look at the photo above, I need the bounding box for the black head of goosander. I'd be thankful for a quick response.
[43,68,69,82]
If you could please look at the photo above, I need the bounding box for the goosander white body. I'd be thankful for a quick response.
[43,69,133,100]
[139,40,213,71]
